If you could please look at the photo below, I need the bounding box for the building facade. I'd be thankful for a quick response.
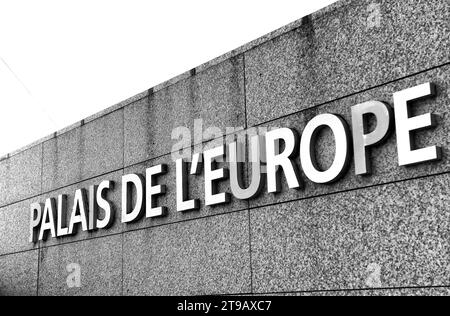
[0,0,449,296]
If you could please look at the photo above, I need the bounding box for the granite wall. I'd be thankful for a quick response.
[0,0,449,296]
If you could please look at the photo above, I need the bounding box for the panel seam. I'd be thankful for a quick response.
[2,169,450,259]
[36,247,40,296]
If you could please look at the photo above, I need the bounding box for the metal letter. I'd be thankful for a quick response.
[88,185,98,231]
[190,152,203,175]
[300,114,351,184]
[146,164,168,218]
[96,180,115,229]
[204,145,230,206]
[29,203,43,243]
[229,135,264,200]
[57,195,69,237]
[68,189,89,235]
[39,198,58,241]
[265,128,301,193]
[351,101,393,175]
[394,82,441,166]
[176,158,200,212]
[121,174,145,223]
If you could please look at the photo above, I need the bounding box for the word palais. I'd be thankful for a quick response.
[29,82,442,243]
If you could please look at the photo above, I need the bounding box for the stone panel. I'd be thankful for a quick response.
[251,65,450,209]
[123,211,251,296]
[124,56,246,166]
[38,235,122,296]
[42,110,123,192]
[0,199,39,256]
[245,0,450,125]
[0,145,42,207]
[0,250,38,296]
[251,174,450,293]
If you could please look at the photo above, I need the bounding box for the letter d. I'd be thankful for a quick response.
[121,174,145,223]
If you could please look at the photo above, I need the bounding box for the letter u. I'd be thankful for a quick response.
[229,134,264,200]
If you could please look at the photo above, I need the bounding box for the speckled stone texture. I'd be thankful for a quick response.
[316,288,450,296]
[0,145,42,207]
[123,140,248,232]
[0,199,39,256]
[250,174,450,293]
[0,250,38,296]
[123,55,246,166]
[38,235,122,296]
[38,170,123,248]
[123,211,251,296]
[0,0,449,297]
[245,0,450,126]
[42,110,124,192]
[261,287,450,296]
[250,64,450,209]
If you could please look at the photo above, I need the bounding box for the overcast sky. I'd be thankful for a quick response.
[0,0,337,156]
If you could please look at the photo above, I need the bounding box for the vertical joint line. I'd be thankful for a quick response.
[243,53,252,293]
[40,143,44,194]
[36,246,41,296]
[248,209,254,294]
[122,108,125,169]
[121,232,124,296]
[120,95,127,294]
[243,54,249,130]
[121,102,125,294]
[37,143,44,296]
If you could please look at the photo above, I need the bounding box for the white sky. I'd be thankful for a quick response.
[0,0,337,156]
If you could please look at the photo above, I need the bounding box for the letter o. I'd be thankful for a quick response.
[300,114,351,184]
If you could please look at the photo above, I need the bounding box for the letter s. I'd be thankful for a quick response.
[96,180,115,229]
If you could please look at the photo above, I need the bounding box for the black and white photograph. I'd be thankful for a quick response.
[0,0,449,302]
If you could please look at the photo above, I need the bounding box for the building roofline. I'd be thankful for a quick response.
[0,0,350,161]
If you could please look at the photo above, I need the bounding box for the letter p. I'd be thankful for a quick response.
[29,203,43,243]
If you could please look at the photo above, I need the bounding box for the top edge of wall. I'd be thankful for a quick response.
[0,0,350,162]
